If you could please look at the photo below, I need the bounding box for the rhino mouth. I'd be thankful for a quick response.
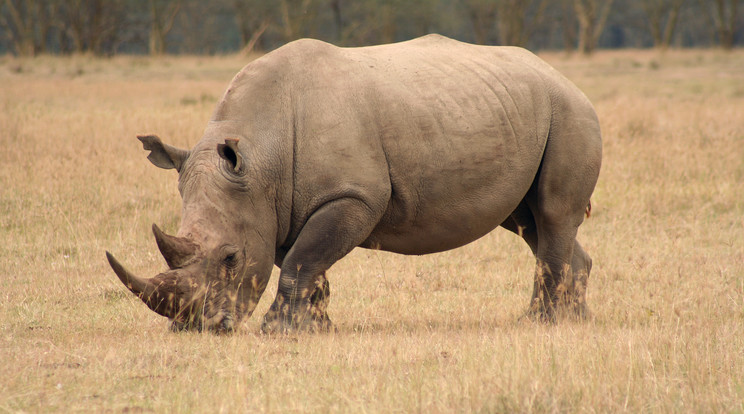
[107,224,259,334]
[174,289,240,334]
[169,311,235,334]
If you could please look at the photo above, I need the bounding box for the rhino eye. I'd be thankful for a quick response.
[223,253,238,267]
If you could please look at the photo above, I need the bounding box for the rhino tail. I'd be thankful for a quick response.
[585,200,592,218]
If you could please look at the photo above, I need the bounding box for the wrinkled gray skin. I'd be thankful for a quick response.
[106,35,601,334]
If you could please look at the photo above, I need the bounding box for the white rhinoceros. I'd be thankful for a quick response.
[107,34,602,333]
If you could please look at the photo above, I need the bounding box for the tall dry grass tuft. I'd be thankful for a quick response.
[1,50,743,412]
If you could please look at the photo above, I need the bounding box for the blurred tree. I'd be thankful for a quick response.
[457,0,552,47]
[560,0,578,52]
[171,0,225,54]
[573,0,615,54]
[1,0,742,55]
[406,0,438,37]
[278,0,321,42]
[0,0,54,55]
[53,0,129,55]
[233,0,273,53]
[640,0,685,49]
[148,0,181,55]
[337,0,398,45]
[497,0,549,46]
[377,0,398,43]
[329,0,343,41]
[603,0,651,48]
[461,0,499,44]
[699,0,740,49]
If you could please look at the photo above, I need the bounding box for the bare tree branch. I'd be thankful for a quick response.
[573,0,614,54]
[241,19,269,55]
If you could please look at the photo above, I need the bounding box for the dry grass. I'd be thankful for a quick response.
[1,48,743,413]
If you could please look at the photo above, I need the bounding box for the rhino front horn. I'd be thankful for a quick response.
[105,251,177,318]
[106,251,157,300]
[152,223,197,269]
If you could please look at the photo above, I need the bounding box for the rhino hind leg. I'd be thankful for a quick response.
[527,235,591,322]
[501,200,592,321]
[567,241,592,318]
[515,99,600,321]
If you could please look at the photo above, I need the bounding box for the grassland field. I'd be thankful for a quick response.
[0,48,743,413]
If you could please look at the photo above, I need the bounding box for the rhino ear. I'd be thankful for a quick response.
[137,134,190,172]
[217,138,243,173]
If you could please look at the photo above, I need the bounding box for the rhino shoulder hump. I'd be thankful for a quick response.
[284,38,336,52]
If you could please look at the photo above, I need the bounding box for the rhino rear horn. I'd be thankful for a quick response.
[105,251,178,318]
[152,224,198,269]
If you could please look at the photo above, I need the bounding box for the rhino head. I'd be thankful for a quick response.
[106,133,279,333]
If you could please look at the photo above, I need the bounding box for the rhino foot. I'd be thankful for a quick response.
[260,307,334,334]
[525,259,592,323]
[262,272,335,334]
[521,295,591,323]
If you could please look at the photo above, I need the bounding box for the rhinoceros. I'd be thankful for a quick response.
[106,34,601,333]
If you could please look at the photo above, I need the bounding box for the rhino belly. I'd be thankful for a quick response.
[364,207,516,255]
[363,155,537,255]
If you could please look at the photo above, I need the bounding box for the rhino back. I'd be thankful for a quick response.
[221,36,592,254]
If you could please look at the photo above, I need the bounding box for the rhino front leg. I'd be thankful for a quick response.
[262,197,383,333]
[262,271,333,333]
[308,272,332,327]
